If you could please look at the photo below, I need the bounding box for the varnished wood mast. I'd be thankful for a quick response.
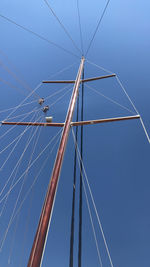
[27,57,85,267]
[0,58,140,267]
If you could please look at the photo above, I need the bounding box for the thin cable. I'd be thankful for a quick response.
[0,111,41,171]
[4,109,40,121]
[80,168,103,266]
[0,83,72,118]
[0,83,72,117]
[116,76,150,144]
[49,87,72,108]
[18,182,34,267]
[0,113,42,198]
[45,84,72,101]
[72,128,114,267]
[0,112,41,219]
[72,128,103,267]
[0,125,30,155]
[7,207,20,265]
[8,122,46,264]
[0,77,27,97]
[82,177,103,267]
[0,118,42,222]
[139,118,150,144]
[85,59,113,75]
[0,60,40,99]
[0,107,40,141]
[0,50,77,92]
[0,116,43,250]
[85,0,111,56]
[0,99,37,114]
[0,82,42,130]
[0,49,40,99]
[77,0,84,55]
[0,14,79,59]
[7,131,62,231]
[0,128,62,204]
[6,154,50,251]
[47,62,77,80]
[116,76,139,114]
[85,84,135,114]
[43,0,81,55]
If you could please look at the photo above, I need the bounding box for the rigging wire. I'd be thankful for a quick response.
[0,106,40,146]
[0,49,40,99]
[0,82,42,129]
[0,84,71,115]
[85,84,135,115]
[72,128,103,267]
[0,77,28,98]
[0,112,43,199]
[85,59,114,75]
[0,82,70,156]
[0,126,43,226]
[116,76,139,114]
[18,181,34,267]
[139,117,150,144]
[8,121,49,265]
[48,87,72,108]
[0,125,30,155]
[76,0,84,55]
[3,108,41,121]
[47,62,78,80]
[0,106,26,115]
[1,129,62,262]
[82,176,103,267]
[11,116,45,261]
[84,61,150,143]
[6,131,62,234]
[18,188,33,267]
[82,177,103,267]
[0,115,43,250]
[71,128,114,267]
[0,14,79,59]
[42,84,72,101]
[0,82,75,202]
[0,109,41,171]
[0,60,40,99]
[0,128,63,204]
[43,0,81,55]
[7,205,20,265]
[0,100,37,115]
[85,0,111,56]
[116,76,150,144]
[0,112,41,221]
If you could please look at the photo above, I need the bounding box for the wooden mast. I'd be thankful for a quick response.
[27,57,85,267]
[1,57,141,267]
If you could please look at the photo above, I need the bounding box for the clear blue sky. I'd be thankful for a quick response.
[0,0,150,266]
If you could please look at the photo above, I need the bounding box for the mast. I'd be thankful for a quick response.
[1,59,141,267]
[27,56,85,267]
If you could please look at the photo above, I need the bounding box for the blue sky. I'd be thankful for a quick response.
[0,0,150,266]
